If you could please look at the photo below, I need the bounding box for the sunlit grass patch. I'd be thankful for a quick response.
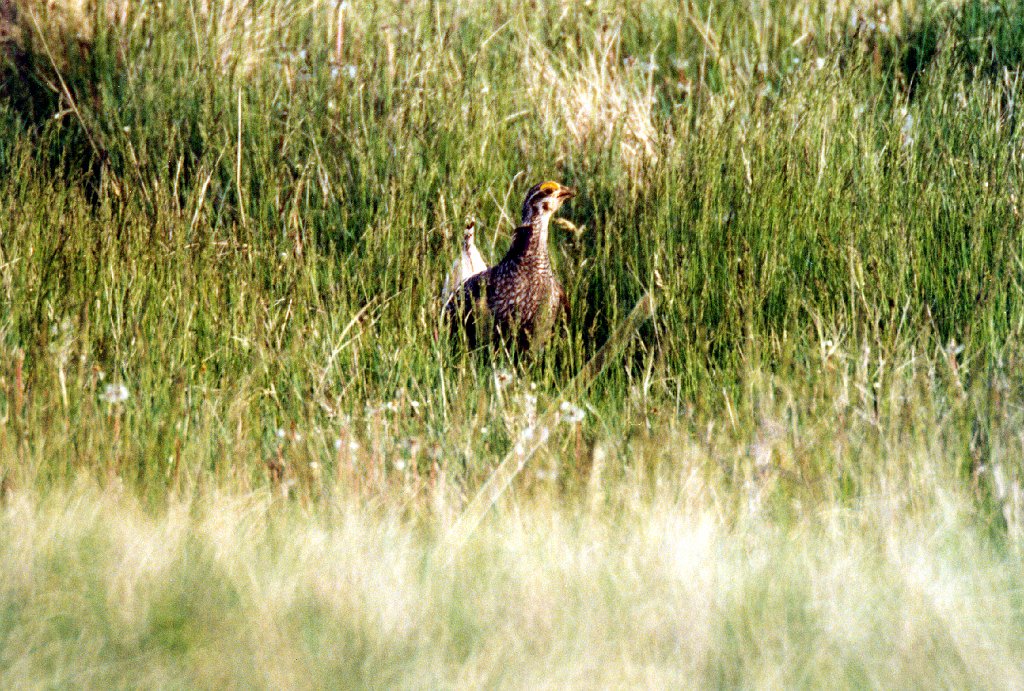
[523,22,663,176]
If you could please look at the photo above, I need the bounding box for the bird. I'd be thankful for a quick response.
[446,180,574,352]
[441,217,489,308]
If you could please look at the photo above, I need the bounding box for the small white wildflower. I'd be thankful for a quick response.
[394,459,407,471]
[745,479,762,516]
[494,369,514,390]
[409,400,421,410]
[345,64,357,80]
[537,426,550,445]
[349,440,360,452]
[752,441,771,469]
[334,438,343,451]
[276,428,286,439]
[309,461,320,471]
[853,104,867,119]
[330,65,341,79]
[757,61,768,75]
[481,426,489,435]
[101,383,129,404]
[293,432,303,442]
[480,84,490,94]
[122,125,131,134]
[815,57,826,70]
[559,401,585,425]
[640,57,658,73]
[521,426,535,443]
[900,109,915,148]
[536,468,559,482]
[671,57,690,70]
[522,393,537,419]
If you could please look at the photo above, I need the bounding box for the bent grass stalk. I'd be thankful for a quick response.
[444,292,654,554]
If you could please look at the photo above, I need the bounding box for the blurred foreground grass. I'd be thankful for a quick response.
[2,0,1024,685]
[2,470,1022,688]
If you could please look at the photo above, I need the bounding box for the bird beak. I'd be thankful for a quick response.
[558,186,577,200]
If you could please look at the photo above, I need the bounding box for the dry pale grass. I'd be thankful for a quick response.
[0,0,130,68]
[0,466,1022,687]
[522,23,662,175]
[0,0,326,78]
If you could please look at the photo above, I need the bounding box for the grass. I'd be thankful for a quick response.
[1,0,1024,686]
[2,477,1022,688]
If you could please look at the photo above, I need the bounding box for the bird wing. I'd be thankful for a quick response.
[445,269,494,349]
[446,268,488,317]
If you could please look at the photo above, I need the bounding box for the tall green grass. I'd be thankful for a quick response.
[1,0,1024,685]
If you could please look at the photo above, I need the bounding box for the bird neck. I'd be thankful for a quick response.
[508,214,551,267]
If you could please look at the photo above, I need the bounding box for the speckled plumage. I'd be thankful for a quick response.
[447,181,573,351]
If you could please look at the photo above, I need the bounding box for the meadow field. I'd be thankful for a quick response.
[2,0,1024,686]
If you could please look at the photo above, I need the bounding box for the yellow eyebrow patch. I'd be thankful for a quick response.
[539,181,561,194]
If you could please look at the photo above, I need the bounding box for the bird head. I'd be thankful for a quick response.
[462,217,476,241]
[521,180,576,224]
